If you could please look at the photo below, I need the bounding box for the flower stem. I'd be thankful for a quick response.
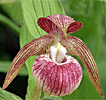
[0,13,20,36]
[40,90,45,99]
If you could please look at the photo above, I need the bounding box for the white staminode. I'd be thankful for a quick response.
[50,46,57,62]
[50,38,67,63]
[56,46,67,63]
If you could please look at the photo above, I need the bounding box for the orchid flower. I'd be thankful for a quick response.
[2,14,103,98]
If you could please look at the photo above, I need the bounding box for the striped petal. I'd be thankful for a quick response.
[32,54,82,96]
[47,14,82,34]
[37,18,63,37]
[38,14,83,38]
[2,35,54,90]
[60,36,103,98]
[67,21,83,34]
[46,14,75,29]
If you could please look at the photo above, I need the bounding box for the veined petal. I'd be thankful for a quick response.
[67,21,83,34]
[60,36,103,98]
[47,14,82,35]
[37,18,63,37]
[32,54,82,96]
[38,14,83,37]
[2,35,54,90]
[46,14,75,29]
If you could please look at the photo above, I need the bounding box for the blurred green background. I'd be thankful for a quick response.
[0,0,105,99]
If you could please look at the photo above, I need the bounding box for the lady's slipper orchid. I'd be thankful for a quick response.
[2,14,103,98]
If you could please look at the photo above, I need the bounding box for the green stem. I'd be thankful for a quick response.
[40,90,45,99]
[0,13,20,36]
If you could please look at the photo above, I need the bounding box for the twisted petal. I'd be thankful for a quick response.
[38,14,83,37]
[60,36,103,98]
[32,54,82,96]
[2,35,54,90]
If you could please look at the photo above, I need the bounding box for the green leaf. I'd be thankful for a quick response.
[0,87,22,100]
[21,0,65,38]
[0,0,23,25]
[21,0,65,99]
[0,0,18,4]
